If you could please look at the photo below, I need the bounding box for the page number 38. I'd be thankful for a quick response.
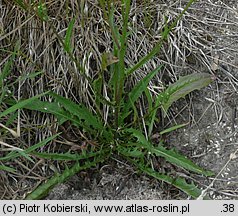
[221,204,235,213]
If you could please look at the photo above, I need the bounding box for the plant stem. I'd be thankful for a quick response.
[115,0,131,128]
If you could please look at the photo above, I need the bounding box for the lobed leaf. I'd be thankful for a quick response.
[118,145,144,158]
[137,163,209,199]
[11,98,69,125]
[7,93,112,139]
[25,150,110,200]
[127,128,213,176]
[160,73,213,113]
[150,146,214,176]
[148,73,213,136]
[49,92,104,132]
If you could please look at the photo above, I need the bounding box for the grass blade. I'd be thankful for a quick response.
[14,0,28,10]
[0,134,59,161]
[160,123,188,135]
[111,0,131,127]
[126,0,196,76]
[37,1,49,21]
[17,150,35,163]
[0,91,49,119]
[32,151,103,161]
[0,41,20,89]
[0,165,16,173]
[64,18,75,53]
[13,71,43,84]
[122,65,162,122]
